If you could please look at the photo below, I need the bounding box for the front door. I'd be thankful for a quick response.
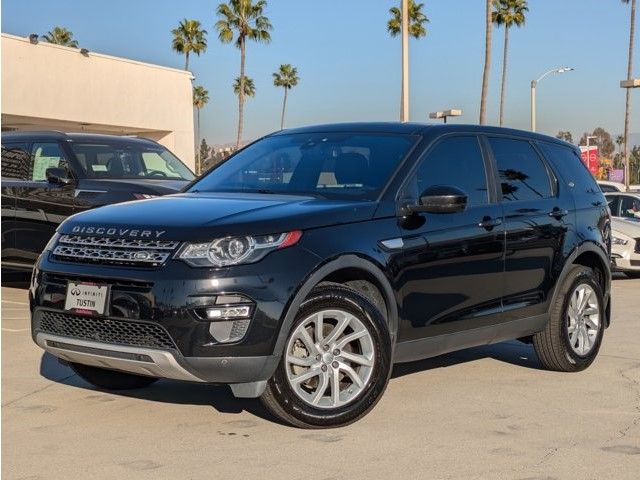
[13,142,76,266]
[392,135,505,344]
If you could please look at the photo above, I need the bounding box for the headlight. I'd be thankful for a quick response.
[178,231,302,267]
[612,235,629,246]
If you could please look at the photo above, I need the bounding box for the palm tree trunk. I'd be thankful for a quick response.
[479,0,492,125]
[236,38,246,149]
[197,107,201,174]
[624,0,636,190]
[280,88,288,130]
[499,26,509,127]
[185,52,190,71]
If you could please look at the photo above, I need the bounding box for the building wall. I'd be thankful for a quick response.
[1,33,195,169]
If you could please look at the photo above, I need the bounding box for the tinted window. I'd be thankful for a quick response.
[70,143,194,181]
[1,143,30,180]
[599,184,619,193]
[31,143,66,181]
[607,195,621,217]
[489,138,553,201]
[538,142,598,194]
[406,136,488,206]
[190,133,417,200]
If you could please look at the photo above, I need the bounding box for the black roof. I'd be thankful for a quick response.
[1,130,161,146]
[271,122,572,147]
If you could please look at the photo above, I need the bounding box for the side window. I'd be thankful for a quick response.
[607,196,621,217]
[538,141,598,194]
[1,143,30,180]
[489,137,553,201]
[407,136,489,206]
[31,143,66,181]
[620,196,640,219]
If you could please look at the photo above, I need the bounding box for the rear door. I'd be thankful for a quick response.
[13,142,76,266]
[1,142,31,266]
[486,136,572,321]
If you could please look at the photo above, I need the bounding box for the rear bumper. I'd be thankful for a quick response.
[37,332,278,396]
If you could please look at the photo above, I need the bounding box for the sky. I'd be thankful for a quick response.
[2,0,639,146]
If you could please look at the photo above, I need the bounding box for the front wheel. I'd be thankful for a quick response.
[70,363,158,390]
[261,285,392,428]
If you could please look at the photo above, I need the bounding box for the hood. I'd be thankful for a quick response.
[611,218,640,238]
[61,192,378,241]
[82,178,188,195]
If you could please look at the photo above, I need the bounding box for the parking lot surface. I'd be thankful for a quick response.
[2,277,639,479]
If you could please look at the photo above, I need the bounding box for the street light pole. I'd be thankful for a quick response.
[530,67,574,132]
[401,0,409,122]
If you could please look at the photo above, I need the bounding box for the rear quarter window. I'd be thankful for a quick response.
[537,141,599,194]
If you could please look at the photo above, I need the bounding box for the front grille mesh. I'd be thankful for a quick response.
[635,238,640,254]
[52,235,179,267]
[38,311,176,350]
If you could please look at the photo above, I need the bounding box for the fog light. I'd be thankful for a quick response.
[209,319,251,343]
[206,305,251,320]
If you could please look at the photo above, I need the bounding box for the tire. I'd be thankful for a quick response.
[533,265,605,372]
[70,362,158,390]
[625,271,640,279]
[261,285,392,428]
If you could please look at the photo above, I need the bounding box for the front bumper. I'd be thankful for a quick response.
[30,244,321,388]
[611,242,640,272]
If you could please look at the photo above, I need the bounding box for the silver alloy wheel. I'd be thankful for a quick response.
[566,283,600,356]
[285,309,375,410]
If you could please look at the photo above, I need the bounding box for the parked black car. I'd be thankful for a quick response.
[29,123,611,428]
[1,131,194,270]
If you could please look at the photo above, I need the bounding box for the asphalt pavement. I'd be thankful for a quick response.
[2,274,639,479]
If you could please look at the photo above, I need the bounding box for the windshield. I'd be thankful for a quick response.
[71,142,195,181]
[188,132,417,200]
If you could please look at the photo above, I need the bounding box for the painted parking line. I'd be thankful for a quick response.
[1,300,29,306]
[2,328,30,332]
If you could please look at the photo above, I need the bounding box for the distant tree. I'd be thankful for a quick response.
[216,0,272,148]
[233,75,256,98]
[41,27,79,47]
[272,64,299,130]
[388,0,429,120]
[556,131,573,144]
[199,139,211,171]
[579,128,615,158]
[492,0,528,126]
[193,86,210,174]
[172,19,208,71]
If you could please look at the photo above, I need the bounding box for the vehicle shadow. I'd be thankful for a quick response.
[39,339,541,424]
[1,269,31,289]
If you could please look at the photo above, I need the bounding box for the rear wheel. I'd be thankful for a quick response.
[261,285,391,428]
[533,266,605,372]
[70,363,158,390]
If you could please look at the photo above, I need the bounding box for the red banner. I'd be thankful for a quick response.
[580,146,599,176]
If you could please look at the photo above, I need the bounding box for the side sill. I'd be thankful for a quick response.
[393,314,549,364]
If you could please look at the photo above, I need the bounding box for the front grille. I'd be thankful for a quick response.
[52,235,180,267]
[38,310,176,350]
[635,238,640,254]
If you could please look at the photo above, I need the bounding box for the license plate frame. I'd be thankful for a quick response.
[64,282,110,315]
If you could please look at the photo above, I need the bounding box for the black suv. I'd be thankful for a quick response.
[1,131,194,270]
[29,123,611,428]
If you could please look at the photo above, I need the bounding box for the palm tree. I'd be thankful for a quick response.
[492,0,528,127]
[622,0,636,190]
[216,0,272,148]
[193,86,210,174]
[388,0,428,121]
[233,76,256,98]
[479,0,493,125]
[273,64,299,130]
[41,27,79,48]
[172,19,208,71]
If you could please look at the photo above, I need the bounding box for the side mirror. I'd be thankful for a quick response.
[46,167,74,186]
[406,185,468,214]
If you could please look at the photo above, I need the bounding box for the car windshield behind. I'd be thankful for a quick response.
[71,142,195,181]
[189,132,417,200]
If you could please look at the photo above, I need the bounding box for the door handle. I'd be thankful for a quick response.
[478,216,502,230]
[548,208,569,219]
